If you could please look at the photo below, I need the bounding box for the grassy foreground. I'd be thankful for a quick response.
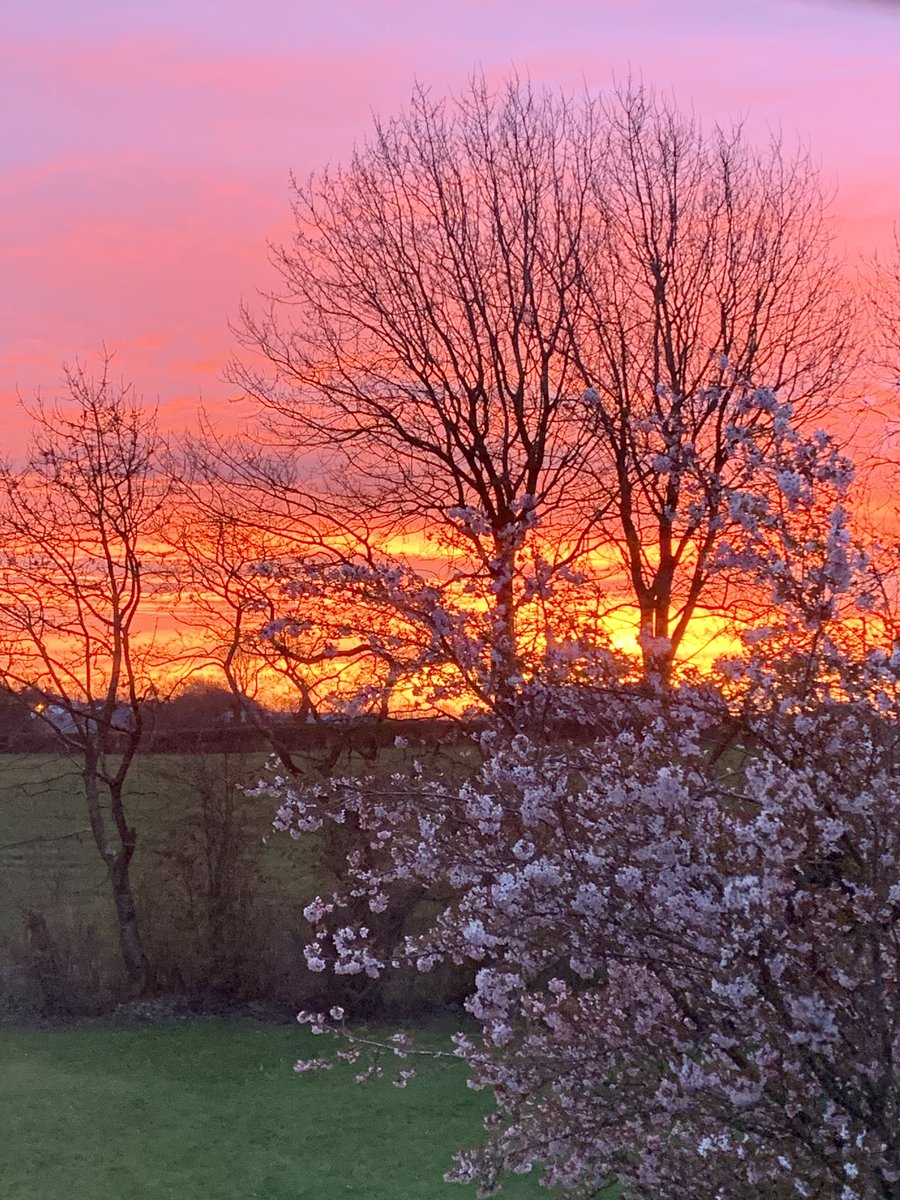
[0,1020,544,1200]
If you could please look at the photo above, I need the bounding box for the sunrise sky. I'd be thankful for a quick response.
[2,0,899,447]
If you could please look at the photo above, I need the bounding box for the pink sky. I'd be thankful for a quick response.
[2,0,899,447]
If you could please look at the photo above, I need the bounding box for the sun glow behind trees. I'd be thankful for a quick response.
[204,77,858,708]
[0,76,884,718]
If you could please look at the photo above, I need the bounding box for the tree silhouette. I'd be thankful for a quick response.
[0,356,171,989]
[231,77,855,695]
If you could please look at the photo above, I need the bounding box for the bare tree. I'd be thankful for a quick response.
[872,233,900,389]
[0,357,171,990]
[164,492,368,771]
[166,474,492,768]
[231,76,855,694]
[574,86,858,676]
[231,77,606,710]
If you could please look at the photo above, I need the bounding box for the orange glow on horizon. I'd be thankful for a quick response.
[4,1,900,712]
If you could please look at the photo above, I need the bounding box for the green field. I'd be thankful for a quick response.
[0,749,473,1016]
[0,751,292,936]
[0,751,347,1013]
[0,745,465,940]
[0,1019,545,1200]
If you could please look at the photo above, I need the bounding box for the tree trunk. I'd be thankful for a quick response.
[83,744,150,993]
[638,597,675,686]
[109,851,150,991]
[490,538,522,721]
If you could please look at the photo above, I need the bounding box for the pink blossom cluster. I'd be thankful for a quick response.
[279,668,900,1197]
[265,395,900,1196]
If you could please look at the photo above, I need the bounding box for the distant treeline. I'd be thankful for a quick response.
[0,682,472,756]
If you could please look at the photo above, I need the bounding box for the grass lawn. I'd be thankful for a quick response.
[0,1019,546,1200]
